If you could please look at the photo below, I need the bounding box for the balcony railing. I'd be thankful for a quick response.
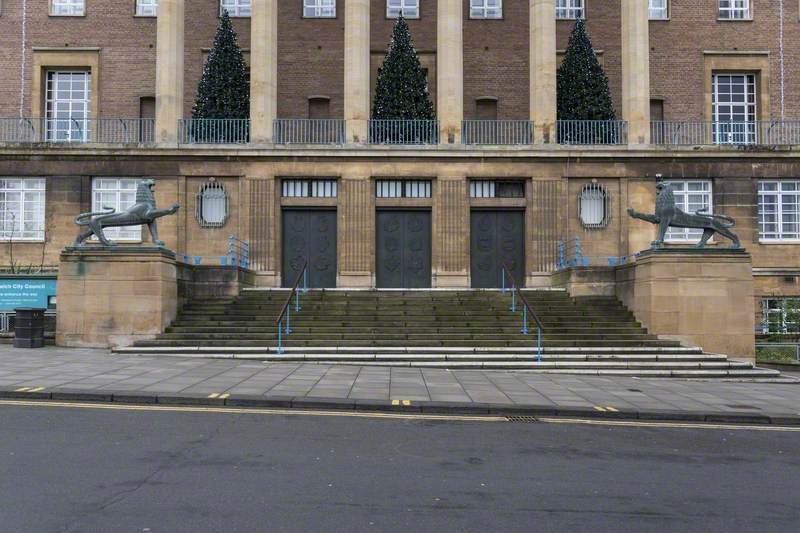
[368,119,438,145]
[462,120,533,145]
[178,118,250,144]
[0,118,155,144]
[652,121,800,146]
[273,119,346,144]
[556,120,628,145]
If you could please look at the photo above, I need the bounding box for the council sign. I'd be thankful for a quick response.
[0,279,57,312]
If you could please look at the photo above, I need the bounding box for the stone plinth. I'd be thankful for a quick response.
[56,247,178,348]
[616,249,755,362]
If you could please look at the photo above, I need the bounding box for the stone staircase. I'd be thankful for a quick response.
[115,289,780,378]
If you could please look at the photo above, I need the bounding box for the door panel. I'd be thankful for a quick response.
[282,209,337,288]
[470,210,525,288]
[376,210,432,288]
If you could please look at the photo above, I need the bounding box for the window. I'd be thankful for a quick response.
[45,71,91,143]
[387,0,419,18]
[556,0,583,20]
[758,181,800,241]
[220,0,250,17]
[664,181,712,242]
[0,179,45,241]
[282,179,338,198]
[92,179,141,241]
[719,0,750,20]
[470,181,525,199]
[136,0,158,16]
[712,73,756,145]
[196,181,229,228]
[375,180,431,199]
[476,98,498,121]
[51,0,84,16]
[649,0,668,19]
[762,298,800,334]
[579,183,609,229]
[308,97,331,119]
[304,0,335,18]
[470,0,502,19]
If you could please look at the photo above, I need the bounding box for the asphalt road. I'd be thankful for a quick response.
[0,403,798,533]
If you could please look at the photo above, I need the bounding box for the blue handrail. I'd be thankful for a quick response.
[276,261,309,354]
[501,264,544,362]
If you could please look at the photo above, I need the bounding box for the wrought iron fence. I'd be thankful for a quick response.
[0,118,155,144]
[273,119,346,144]
[368,119,438,145]
[178,118,250,144]
[556,120,628,145]
[462,120,533,145]
[652,121,800,146]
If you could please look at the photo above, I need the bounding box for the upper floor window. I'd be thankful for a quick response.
[556,0,583,20]
[712,73,757,145]
[220,0,250,17]
[665,181,712,242]
[0,179,46,241]
[579,183,610,229]
[649,0,668,20]
[719,0,750,20]
[375,180,431,199]
[45,70,91,143]
[92,179,141,241]
[304,0,336,18]
[136,0,158,17]
[51,0,84,16]
[470,0,502,19]
[282,179,338,198]
[387,0,419,19]
[758,181,800,242]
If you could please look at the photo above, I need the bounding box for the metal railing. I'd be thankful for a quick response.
[276,260,309,355]
[652,121,800,146]
[755,343,800,363]
[556,120,628,145]
[0,118,155,144]
[501,263,544,362]
[178,118,250,144]
[273,119,346,144]
[462,120,533,145]
[556,237,639,270]
[227,235,250,268]
[368,119,439,145]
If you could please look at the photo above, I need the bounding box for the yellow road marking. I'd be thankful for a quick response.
[594,406,606,412]
[14,387,30,392]
[538,417,800,432]
[0,399,505,423]
[391,400,399,406]
[219,394,230,400]
[208,393,220,399]
[606,406,619,412]
[402,400,411,406]
[28,387,45,392]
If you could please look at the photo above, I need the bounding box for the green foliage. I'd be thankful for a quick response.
[557,19,615,122]
[193,11,250,121]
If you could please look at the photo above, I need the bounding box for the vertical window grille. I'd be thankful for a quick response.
[719,0,750,20]
[282,179,338,198]
[556,0,583,20]
[470,0,502,19]
[196,181,229,228]
[45,71,91,142]
[579,183,610,229]
[92,179,141,241]
[712,73,757,145]
[0,179,46,241]
[649,0,668,19]
[762,298,800,334]
[758,180,800,241]
[470,181,496,198]
[470,181,524,198]
[665,181,712,242]
[375,180,431,198]
[304,0,336,18]
[220,0,251,17]
[51,0,84,16]
[136,0,158,16]
[387,0,419,18]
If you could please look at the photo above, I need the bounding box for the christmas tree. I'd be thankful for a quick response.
[372,16,435,143]
[557,19,617,143]
[192,10,250,142]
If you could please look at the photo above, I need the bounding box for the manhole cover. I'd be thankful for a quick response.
[506,416,539,423]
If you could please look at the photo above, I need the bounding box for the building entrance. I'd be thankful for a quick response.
[376,210,432,288]
[281,209,337,288]
[470,210,525,288]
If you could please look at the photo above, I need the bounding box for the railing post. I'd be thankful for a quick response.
[295,289,300,312]
[285,304,291,334]
[537,326,542,362]
[277,321,283,354]
[511,290,516,313]
[501,268,506,294]
[522,306,529,335]
[303,269,308,293]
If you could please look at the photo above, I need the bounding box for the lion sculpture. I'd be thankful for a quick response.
[627,180,741,249]
[74,179,180,247]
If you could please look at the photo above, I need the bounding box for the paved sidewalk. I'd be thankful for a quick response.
[0,346,798,424]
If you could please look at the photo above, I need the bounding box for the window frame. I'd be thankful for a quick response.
[578,183,610,229]
[386,0,419,19]
[50,0,85,17]
[469,180,525,199]
[375,179,432,199]
[718,0,751,20]
[648,0,668,20]
[281,179,338,198]
[556,0,584,20]
[758,180,800,243]
[303,0,336,18]
[664,180,713,243]
[196,181,229,229]
[44,70,92,143]
[762,298,800,334]
[712,72,757,145]
[469,0,503,20]
[91,178,142,242]
[135,0,158,17]
[0,178,46,242]
[220,0,251,18]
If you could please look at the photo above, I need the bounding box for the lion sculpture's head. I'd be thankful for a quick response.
[135,179,157,206]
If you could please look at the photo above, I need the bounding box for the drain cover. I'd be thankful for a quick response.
[506,416,539,423]
[628,389,643,393]
[726,404,761,410]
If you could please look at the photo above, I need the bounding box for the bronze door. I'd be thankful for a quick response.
[470,210,525,288]
[376,210,432,288]
[281,209,337,288]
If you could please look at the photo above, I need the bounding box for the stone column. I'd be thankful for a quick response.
[437,0,463,145]
[621,0,650,145]
[250,0,278,143]
[344,0,370,143]
[530,0,557,144]
[155,0,184,145]
[337,176,375,287]
[433,176,469,287]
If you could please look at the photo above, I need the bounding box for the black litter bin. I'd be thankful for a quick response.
[14,308,46,348]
